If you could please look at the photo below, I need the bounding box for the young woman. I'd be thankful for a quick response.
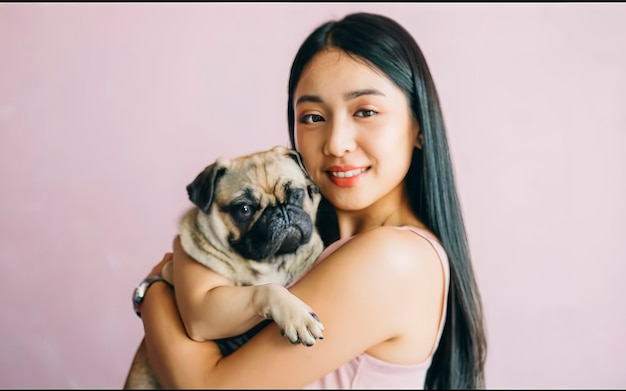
[136,12,487,389]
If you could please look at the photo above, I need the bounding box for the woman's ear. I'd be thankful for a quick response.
[413,121,423,149]
[415,133,424,149]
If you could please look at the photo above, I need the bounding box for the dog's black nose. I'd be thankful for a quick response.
[276,228,302,254]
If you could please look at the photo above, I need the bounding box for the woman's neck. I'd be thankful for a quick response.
[334,197,423,239]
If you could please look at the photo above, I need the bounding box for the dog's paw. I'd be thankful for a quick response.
[255,284,324,347]
[278,311,325,347]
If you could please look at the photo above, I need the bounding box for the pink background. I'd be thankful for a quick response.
[1,3,625,388]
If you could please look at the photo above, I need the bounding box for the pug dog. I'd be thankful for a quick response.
[123,145,325,389]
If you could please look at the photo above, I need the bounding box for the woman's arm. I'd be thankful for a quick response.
[142,226,446,388]
[172,236,276,341]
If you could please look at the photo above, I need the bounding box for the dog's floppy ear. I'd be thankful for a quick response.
[284,148,320,199]
[186,161,227,213]
[284,148,311,179]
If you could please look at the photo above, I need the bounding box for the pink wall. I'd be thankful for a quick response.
[1,3,625,388]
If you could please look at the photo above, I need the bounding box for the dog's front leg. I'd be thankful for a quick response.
[251,284,324,347]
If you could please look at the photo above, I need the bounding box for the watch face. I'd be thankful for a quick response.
[133,284,146,317]
[134,283,147,304]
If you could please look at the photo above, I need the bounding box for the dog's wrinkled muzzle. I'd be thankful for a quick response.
[229,205,314,261]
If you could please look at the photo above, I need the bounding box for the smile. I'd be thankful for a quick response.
[328,168,368,178]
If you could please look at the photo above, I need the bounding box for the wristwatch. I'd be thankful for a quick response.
[132,275,169,318]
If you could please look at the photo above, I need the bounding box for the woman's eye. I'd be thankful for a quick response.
[300,114,325,124]
[355,109,377,118]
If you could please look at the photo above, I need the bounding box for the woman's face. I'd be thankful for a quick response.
[293,49,420,212]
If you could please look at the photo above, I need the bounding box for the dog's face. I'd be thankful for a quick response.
[186,146,321,262]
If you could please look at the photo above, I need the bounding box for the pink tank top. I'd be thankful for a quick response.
[300,226,450,389]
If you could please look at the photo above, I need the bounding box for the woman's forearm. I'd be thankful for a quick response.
[172,236,269,341]
[141,280,222,388]
[180,284,273,341]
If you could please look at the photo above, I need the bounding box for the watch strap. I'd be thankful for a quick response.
[132,275,169,318]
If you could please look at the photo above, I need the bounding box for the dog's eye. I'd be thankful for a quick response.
[230,203,257,224]
[288,188,304,206]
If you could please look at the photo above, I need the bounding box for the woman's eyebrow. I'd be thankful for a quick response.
[295,95,322,105]
[296,89,385,106]
[345,88,385,100]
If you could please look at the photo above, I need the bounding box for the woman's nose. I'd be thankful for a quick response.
[323,119,356,157]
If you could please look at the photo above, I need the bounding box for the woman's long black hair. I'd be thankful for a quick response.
[286,12,487,389]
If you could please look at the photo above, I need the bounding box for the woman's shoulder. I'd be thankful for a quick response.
[326,225,444,266]
[306,225,446,293]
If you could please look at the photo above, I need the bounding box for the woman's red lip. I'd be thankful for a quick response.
[326,168,367,187]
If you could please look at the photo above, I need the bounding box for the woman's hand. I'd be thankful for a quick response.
[146,252,173,280]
